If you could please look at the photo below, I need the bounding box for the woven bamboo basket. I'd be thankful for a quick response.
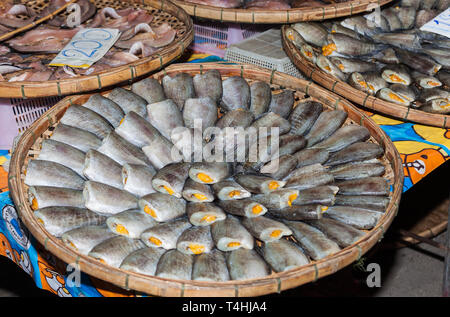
[8,62,403,297]
[172,0,393,24]
[0,0,194,98]
[281,25,450,129]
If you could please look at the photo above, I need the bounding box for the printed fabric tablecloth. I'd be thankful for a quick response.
[0,53,449,297]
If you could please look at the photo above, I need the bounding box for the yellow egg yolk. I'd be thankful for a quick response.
[359,81,367,88]
[268,181,279,190]
[119,118,125,126]
[114,224,129,236]
[149,236,162,246]
[438,101,450,109]
[188,244,205,255]
[252,204,263,215]
[144,205,157,218]
[321,206,329,212]
[67,240,78,250]
[338,64,345,71]
[227,242,241,248]
[322,43,336,56]
[270,230,281,238]
[192,193,207,201]
[427,80,440,87]
[197,173,213,183]
[201,215,216,223]
[228,190,241,198]
[162,185,174,195]
[304,50,313,58]
[31,197,39,211]
[388,92,405,103]
[389,74,406,84]
[324,66,331,72]
[288,193,298,207]
[37,218,44,225]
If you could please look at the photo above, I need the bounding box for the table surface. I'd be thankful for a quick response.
[0,52,449,297]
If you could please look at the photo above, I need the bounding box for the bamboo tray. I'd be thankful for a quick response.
[0,0,194,99]
[172,0,393,24]
[281,25,450,129]
[8,62,404,297]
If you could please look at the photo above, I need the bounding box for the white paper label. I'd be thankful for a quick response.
[420,8,450,39]
[49,28,121,68]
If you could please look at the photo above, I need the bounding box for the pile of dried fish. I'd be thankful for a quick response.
[0,0,177,82]
[181,0,350,9]
[286,0,450,114]
[26,69,390,281]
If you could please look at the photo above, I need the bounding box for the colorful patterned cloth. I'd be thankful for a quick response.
[0,55,449,296]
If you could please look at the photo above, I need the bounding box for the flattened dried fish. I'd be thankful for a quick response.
[162,73,195,110]
[186,202,226,226]
[324,206,383,229]
[193,69,223,103]
[131,78,165,105]
[177,225,214,255]
[293,185,339,206]
[97,132,150,166]
[227,248,270,280]
[61,225,116,255]
[147,99,185,140]
[305,110,348,147]
[212,179,251,200]
[106,209,157,238]
[141,217,192,249]
[60,105,113,139]
[28,186,84,210]
[251,188,299,210]
[192,249,230,282]
[82,94,125,128]
[211,216,254,251]
[189,162,230,184]
[221,76,250,111]
[241,216,292,242]
[38,139,86,177]
[155,249,193,280]
[25,160,85,190]
[269,204,325,221]
[182,178,215,203]
[50,123,102,153]
[312,125,370,153]
[138,192,186,222]
[334,195,390,212]
[325,142,384,166]
[336,177,389,196]
[83,150,123,190]
[305,218,365,247]
[261,239,309,272]
[249,81,272,117]
[217,198,268,218]
[106,87,148,117]
[120,247,166,275]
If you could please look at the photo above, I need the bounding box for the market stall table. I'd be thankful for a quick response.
[0,53,448,297]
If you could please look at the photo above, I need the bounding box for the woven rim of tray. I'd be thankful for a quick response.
[8,62,404,297]
[0,0,194,98]
[281,25,450,129]
[172,0,393,24]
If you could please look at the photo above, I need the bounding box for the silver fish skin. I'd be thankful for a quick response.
[324,206,383,229]
[390,83,420,103]
[260,154,298,180]
[372,32,422,51]
[422,98,450,114]
[393,6,417,30]
[221,76,251,111]
[50,123,102,153]
[364,72,389,95]
[330,161,386,180]
[83,149,123,190]
[186,202,226,226]
[329,56,377,74]
[316,55,348,82]
[212,179,251,200]
[284,164,334,190]
[437,71,450,87]
[288,100,323,136]
[83,181,139,216]
[381,7,403,31]
[115,111,163,148]
[248,112,291,138]
[97,132,150,166]
[106,87,148,117]
[131,78,166,105]
[400,0,421,9]
[25,159,85,190]
[418,88,449,103]
[305,218,365,247]
[227,248,270,281]
[377,87,412,106]
[106,209,157,239]
[122,164,155,197]
[412,71,442,89]
[215,109,254,129]
[305,110,348,147]
[395,49,442,76]
[188,162,230,184]
[260,239,309,272]
[422,48,450,70]
[193,69,223,104]
[162,73,196,110]
[142,136,182,170]
[381,64,412,85]
[183,97,218,130]
[88,235,145,268]
[82,94,125,128]
[334,195,390,212]
[34,207,106,237]
[241,216,292,242]
[269,204,325,221]
[38,139,86,177]
[419,0,437,9]
[147,99,185,141]
[141,217,192,249]
[292,22,328,47]
[268,90,294,119]
[152,162,191,198]
[138,192,186,222]
[249,81,272,117]
[217,198,268,218]
[284,220,341,260]
[256,134,307,165]
[61,225,116,255]
[211,216,254,251]
[251,188,299,210]
[325,142,384,166]
[28,186,84,210]
[330,23,361,39]
[370,47,400,64]
[192,249,230,282]
[324,33,384,57]
[176,225,214,255]
[182,178,215,202]
[293,185,339,206]
[120,247,166,275]
[234,174,286,194]
[155,249,193,280]
[336,176,389,196]
[293,148,330,168]
[415,9,439,28]
[312,125,370,153]
[59,105,113,139]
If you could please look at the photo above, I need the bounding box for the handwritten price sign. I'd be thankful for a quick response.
[50,28,121,68]
[420,8,450,39]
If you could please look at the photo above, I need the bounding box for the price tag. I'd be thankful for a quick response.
[420,8,450,39]
[49,28,121,68]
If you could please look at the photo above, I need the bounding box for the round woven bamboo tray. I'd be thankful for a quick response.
[281,25,450,129]
[172,0,393,24]
[0,0,194,99]
[8,62,403,297]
